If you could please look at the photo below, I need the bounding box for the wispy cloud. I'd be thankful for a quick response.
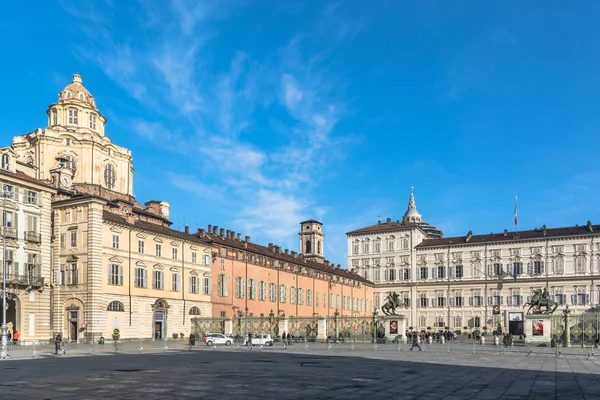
[59,0,362,258]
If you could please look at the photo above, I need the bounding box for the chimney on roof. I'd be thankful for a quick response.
[197,228,204,235]
[503,229,508,237]
[542,224,547,236]
[237,233,241,241]
[324,260,330,266]
[245,236,250,242]
[587,220,593,233]
[291,251,297,257]
[465,230,472,242]
[231,231,236,239]
[285,249,289,254]
[184,226,189,234]
[213,226,218,235]
[208,224,212,232]
[378,220,381,224]
[219,228,225,237]
[268,243,273,249]
[387,217,391,223]
[337,264,341,269]
[226,229,231,238]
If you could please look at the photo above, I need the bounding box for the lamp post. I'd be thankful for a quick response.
[245,307,249,335]
[372,308,378,343]
[562,304,572,348]
[1,189,9,359]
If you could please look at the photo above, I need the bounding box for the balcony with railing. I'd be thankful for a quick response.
[24,231,41,243]
[0,271,44,288]
[1,226,17,239]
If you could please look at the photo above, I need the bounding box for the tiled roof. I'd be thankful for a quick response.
[0,169,55,190]
[416,223,600,248]
[103,211,211,247]
[202,232,373,286]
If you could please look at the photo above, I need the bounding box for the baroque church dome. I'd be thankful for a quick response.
[58,73,97,108]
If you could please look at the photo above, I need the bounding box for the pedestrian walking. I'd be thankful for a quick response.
[54,333,63,355]
[247,332,253,350]
[281,331,287,348]
[410,332,422,351]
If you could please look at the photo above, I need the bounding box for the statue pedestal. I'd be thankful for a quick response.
[524,315,551,345]
[382,315,407,343]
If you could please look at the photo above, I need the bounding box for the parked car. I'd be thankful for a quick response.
[244,334,274,346]
[204,333,234,346]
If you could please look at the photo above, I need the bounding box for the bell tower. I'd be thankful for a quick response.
[299,220,324,263]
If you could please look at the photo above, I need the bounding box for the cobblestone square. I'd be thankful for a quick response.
[1,343,599,399]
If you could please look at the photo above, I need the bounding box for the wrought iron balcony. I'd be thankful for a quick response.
[24,231,41,243]
[0,272,44,288]
[1,226,17,239]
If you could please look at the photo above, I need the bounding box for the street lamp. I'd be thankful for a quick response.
[1,189,9,359]
[562,304,572,348]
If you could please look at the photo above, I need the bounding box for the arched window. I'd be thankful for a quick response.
[317,240,321,254]
[107,301,124,311]
[1,154,9,170]
[68,108,78,125]
[189,306,201,315]
[90,113,96,129]
[305,240,312,254]
[52,108,57,125]
[62,155,77,175]
[104,164,116,189]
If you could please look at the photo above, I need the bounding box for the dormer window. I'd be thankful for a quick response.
[66,91,72,98]
[78,92,84,99]
[90,114,96,130]
[104,164,116,189]
[1,154,9,170]
[52,108,57,125]
[68,109,78,125]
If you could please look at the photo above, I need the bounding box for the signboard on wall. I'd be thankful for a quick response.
[154,312,164,322]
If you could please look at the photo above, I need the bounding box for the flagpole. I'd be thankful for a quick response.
[515,195,519,236]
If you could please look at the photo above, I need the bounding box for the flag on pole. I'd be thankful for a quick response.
[514,196,518,226]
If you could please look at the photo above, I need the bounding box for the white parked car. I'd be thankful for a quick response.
[244,334,274,346]
[204,333,234,346]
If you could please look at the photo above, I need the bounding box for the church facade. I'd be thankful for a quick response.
[10,74,213,341]
[348,188,600,335]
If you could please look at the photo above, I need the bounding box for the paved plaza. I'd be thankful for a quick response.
[0,342,599,399]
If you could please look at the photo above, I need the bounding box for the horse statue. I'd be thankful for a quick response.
[381,292,404,316]
[523,287,558,315]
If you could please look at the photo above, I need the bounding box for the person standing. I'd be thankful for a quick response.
[281,331,287,348]
[12,331,19,344]
[247,332,253,350]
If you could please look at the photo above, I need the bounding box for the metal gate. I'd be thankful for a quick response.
[326,315,377,343]
[551,312,600,346]
[191,317,226,335]
[288,317,319,342]
[232,316,277,340]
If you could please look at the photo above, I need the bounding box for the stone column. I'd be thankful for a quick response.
[224,319,233,336]
[317,317,327,341]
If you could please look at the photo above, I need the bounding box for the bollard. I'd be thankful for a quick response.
[555,343,560,358]
[138,339,144,353]
[163,339,168,353]
[471,339,476,355]
[31,343,36,358]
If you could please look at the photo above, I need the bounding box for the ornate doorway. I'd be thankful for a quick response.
[151,299,169,340]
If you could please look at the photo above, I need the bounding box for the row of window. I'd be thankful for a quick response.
[216,251,361,289]
[1,183,39,205]
[364,259,590,281]
[112,236,210,264]
[106,300,202,315]
[216,275,367,312]
[52,108,97,130]
[352,237,410,254]
[56,263,210,295]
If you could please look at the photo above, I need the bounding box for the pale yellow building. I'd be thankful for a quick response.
[0,147,55,341]
[10,74,212,341]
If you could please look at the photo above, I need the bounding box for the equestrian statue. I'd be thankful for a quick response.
[381,292,405,316]
[523,286,558,315]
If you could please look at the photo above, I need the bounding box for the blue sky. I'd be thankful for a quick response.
[1,1,600,265]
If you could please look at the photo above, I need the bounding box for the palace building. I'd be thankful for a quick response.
[0,150,55,341]
[200,221,373,320]
[9,74,212,341]
[348,188,600,336]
